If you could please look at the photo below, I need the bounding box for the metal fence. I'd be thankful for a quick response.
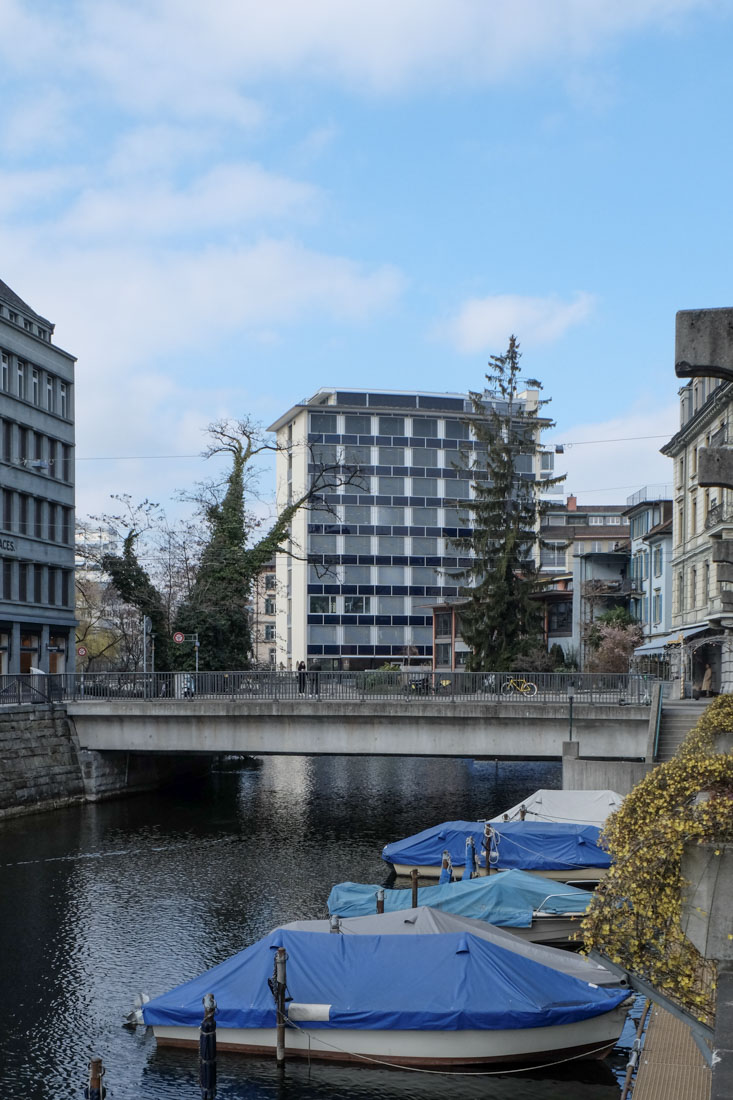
[0,670,657,706]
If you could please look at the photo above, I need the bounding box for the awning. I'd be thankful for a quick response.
[634,626,709,656]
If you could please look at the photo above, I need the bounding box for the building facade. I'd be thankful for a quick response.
[0,278,76,674]
[661,375,733,692]
[250,559,279,667]
[269,387,553,670]
[623,487,673,658]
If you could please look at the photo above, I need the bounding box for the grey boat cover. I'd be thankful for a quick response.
[278,905,622,988]
[490,789,624,828]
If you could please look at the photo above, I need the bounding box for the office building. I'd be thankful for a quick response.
[269,387,552,670]
[0,278,76,674]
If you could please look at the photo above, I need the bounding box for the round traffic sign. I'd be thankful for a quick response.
[77,646,88,657]
[173,631,185,644]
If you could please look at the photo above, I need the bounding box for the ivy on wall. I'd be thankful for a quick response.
[582,695,733,1024]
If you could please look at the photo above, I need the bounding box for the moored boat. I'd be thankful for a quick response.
[382,819,612,883]
[326,868,594,945]
[143,924,631,1066]
[490,788,624,827]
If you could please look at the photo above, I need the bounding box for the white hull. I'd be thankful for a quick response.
[391,863,608,884]
[152,1003,628,1066]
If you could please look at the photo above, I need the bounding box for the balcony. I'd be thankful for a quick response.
[704,504,733,531]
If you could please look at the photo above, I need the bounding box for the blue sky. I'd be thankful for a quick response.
[1,0,731,520]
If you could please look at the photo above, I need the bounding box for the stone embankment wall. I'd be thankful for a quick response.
[0,704,85,820]
[0,704,211,821]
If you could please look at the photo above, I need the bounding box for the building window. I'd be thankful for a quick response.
[2,490,11,530]
[345,595,370,613]
[17,361,25,400]
[18,495,28,535]
[46,376,54,412]
[444,420,469,440]
[653,590,662,624]
[1,352,8,392]
[434,611,452,637]
[2,560,12,600]
[344,414,371,434]
[48,569,57,605]
[435,642,452,667]
[689,567,697,609]
[33,564,42,603]
[378,446,404,465]
[264,572,276,590]
[378,416,404,436]
[412,447,438,467]
[59,383,68,418]
[264,624,275,641]
[31,368,39,404]
[310,595,336,613]
[34,498,43,538]
[48,504,57,542]
[704,560,710,603]
[61,570,70,607]
[540,542,567,569]
[589,515,604,525]
[18,563,27,602]
[264,597,276,616]
[653,546,662,577]
[310,412,337,433]
[412,417,438,437]
[379,595,404,613]
[378,476,405,495]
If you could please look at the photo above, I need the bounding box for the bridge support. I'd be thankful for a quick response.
[78,748,212,802]
[561,740,651,796]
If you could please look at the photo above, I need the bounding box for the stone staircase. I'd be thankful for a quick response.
[656,700,711,762]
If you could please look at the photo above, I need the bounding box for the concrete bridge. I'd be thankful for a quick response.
[67,695,658,797]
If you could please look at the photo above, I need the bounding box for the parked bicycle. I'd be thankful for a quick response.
[500,676,538,697]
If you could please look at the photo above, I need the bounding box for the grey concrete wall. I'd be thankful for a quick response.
[77,747,211,802]
[562,741,652,796]
[68,699,651,761]
[0,704,84,820]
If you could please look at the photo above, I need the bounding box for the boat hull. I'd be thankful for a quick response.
[152,1003,628,1066]
[391,862,608,884]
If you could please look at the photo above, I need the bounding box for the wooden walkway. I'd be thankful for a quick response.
[632,1004,711,1100]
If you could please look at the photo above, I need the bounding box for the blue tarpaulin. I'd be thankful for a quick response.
[382,821,611,872]
[143,928,628,1033]
[326,869,594,925]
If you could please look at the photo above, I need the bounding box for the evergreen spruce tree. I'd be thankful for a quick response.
[453,336,565,670]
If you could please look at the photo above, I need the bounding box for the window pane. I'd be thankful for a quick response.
[412,536,438,554]
[378,476,405,495]
[344,534,371,554]
[344,414,372,434]
[412,626,433,644]
[412,566,440,584]
[310,412,337,433]
[345,595,371,613]
[310,595,336,613]
[344,565,371,584]
[309,562,341,583]
[411,448,438,466]
[377,505,403,524]
[445,419,469,439]
[447,480,470,499]
[412,417,437,436]
[344,505,372,524]
[378,535,404,554]
[378,416,405,435]
[343,625,370,643]
[412,477,438,496]
[344,444,371,465]
[377,565,405,584]
[310,625,335,642]
[379,595,404,613]
[310,533,337,553]
[311,443,338,465]
[412,506,438,525]
[378,446,405,465]
[377,625,405,643]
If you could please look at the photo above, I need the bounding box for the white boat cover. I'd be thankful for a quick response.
[490,789,623,828]
[278,906,621,987]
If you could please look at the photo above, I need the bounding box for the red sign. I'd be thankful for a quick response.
[77,646,88,657]
[173,631,185,644]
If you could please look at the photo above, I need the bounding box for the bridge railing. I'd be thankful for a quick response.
[0,670,657,705]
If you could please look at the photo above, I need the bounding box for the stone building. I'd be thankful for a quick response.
[0,278,76,674]
[250,558,278,667]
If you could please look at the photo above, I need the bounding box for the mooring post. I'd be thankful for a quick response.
[276,947,288,1066]
[199,993,217,1100]
[376,887,385,914]
[84,1057,106,1100]
[411,867,419,907]
[329,914,341,933]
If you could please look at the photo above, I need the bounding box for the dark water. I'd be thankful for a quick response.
[0,755,636,1098]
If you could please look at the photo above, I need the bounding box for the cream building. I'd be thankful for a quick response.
[661,375,732,692]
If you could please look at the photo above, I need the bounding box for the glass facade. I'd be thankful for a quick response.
[300,393,543,666]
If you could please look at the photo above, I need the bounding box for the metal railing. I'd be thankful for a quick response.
[0,670,657,706]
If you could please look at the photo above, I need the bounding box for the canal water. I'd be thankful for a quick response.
[0,755,635,1098]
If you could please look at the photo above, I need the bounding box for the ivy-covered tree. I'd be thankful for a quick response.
[453,336,565,670]
[102,530,172,671]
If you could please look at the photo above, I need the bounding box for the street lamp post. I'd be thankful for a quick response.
[567,681,575,741]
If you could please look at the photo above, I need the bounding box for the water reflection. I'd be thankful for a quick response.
[0,754,629,1098]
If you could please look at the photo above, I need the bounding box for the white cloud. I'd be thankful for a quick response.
[441,291,595,353]
[547,400,679,502]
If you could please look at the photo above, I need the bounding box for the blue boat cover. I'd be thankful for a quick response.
[143,928,627,1033]
[327,869,594,925]
[382,821,611,872]
[382,820,487,869]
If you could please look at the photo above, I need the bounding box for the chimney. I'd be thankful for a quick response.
[567,495,577,511]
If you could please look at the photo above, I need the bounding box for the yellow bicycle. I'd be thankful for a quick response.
[501,676,538,697]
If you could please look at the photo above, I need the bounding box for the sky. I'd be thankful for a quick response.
[1,0,731,523]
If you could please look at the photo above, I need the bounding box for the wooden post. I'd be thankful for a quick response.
[411,867,419,907]
[376,887,384,914]
[84,1058,105,1100]
[199,993,217,1100]
[276,947,287,1066]
[329,914,341,933]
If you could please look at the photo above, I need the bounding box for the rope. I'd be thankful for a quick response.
[283,1016,618,1077]
[488,827,604,872]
